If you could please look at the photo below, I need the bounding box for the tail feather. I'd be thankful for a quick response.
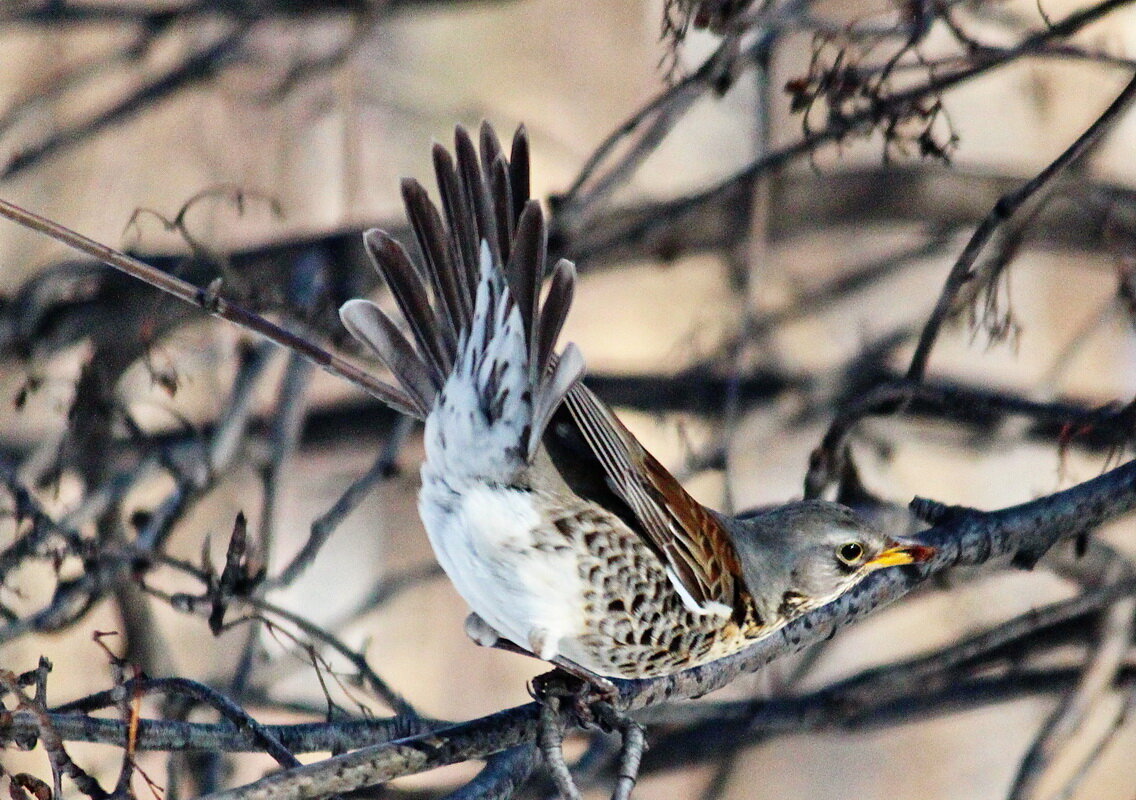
[454,126,504,269]
[478,121,505,178]
[507,125,531,224]
[400,178,463,356]
[504,200,544,360]
[479,127,514,259]
[534,258,576,387]
[361,230,449,388]
[432,144,480,311]
[338,298,434,418]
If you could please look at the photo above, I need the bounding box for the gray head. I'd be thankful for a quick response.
[724,500,934,626]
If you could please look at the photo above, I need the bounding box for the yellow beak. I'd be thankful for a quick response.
[864,542,936,569]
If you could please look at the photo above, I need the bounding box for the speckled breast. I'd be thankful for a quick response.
[547,501,768,679]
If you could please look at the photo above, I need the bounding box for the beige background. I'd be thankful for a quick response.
[3,1,1136,798]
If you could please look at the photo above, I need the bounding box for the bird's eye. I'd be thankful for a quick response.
[836,541,865,565]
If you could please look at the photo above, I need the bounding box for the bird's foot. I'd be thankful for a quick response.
[530,663,619,728]
[532,670,644,800]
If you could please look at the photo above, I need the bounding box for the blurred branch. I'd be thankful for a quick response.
[7,165,1136,365]
[0,0,510,25]
[805,379,1136,499]
[1,22,256,180]
[558,0,1136,254]
[0,0,522,177]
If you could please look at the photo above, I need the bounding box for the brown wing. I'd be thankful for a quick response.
[561,384,742,616]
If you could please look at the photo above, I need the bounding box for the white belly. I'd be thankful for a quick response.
[418,472,585,661]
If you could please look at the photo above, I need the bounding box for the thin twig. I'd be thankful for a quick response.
[905,69,1136,381]
[0,196,417,413]
[272,414,415,588]
[1,23,256,179]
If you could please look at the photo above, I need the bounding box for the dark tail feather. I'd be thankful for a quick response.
[508,125,531,225]
[400,178,462,359]
[505,201,544,362]
[479,124,514,260]
[454,127,502,269]
[432,143,480,315]
[361,230,448,389]
[535,258,576,381]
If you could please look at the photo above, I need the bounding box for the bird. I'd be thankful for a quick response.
[338,123,934,683]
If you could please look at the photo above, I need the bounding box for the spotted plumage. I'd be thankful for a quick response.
[545,497,762,678]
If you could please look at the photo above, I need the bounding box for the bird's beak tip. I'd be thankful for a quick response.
[866,541,936,568]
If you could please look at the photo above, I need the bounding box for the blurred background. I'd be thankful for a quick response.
[3,1,1136,798]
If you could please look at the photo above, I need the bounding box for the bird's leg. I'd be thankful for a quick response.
[592,703,646,800]
[530,658,620,729]
[538,694,583,800]
[465,613,618,721]
[547,657,619,704]
[537,686,644,800]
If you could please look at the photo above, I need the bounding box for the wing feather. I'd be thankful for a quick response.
[562,385,741,615]
[530,343,586,459]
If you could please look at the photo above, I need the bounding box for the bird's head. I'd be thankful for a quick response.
[725,500,935,625]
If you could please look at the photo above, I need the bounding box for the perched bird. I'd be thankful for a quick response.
[339,123,934,682]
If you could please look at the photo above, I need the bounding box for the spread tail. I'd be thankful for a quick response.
[339,124,584,480]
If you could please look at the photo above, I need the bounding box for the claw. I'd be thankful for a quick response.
[531,668,618,728]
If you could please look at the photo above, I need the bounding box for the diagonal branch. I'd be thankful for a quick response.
[0,196,417,413]
[905,68,1136,381]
